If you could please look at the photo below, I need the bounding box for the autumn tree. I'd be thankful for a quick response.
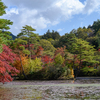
[41,55,53,64]
[10,38,31,79]
[0,0,19,83]
[13,54,29,76]
[0,45,19,83]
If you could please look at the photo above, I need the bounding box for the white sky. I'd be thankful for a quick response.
[1,0,100,36]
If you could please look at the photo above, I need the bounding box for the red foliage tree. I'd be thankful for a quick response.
[98,48,100,52]
[23,44,43,59]
[41,55,53,64]
[0,45,19,84]
[54,46,66,57]
[35,46,43,56]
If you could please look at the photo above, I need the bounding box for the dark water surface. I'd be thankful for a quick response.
[0,79,100,100]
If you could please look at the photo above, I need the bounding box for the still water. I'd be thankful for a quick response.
[0,79,100,100]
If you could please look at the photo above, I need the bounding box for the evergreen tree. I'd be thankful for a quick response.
[42,29,60,40]
[17,25,39,57]
[0,0,13,45]
[75,27,92,40]
[70,38,99,69]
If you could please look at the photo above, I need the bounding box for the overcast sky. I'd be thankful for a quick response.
[1,0,100,36]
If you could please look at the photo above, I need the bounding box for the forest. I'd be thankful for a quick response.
[1,0,100,84]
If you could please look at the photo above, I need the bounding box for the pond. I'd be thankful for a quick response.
[0,79,100,100]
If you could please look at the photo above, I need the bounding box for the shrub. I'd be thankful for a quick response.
[54,53,65,65]
[81,66,98,76]
[28,57,43,73]
[42,63,65,80]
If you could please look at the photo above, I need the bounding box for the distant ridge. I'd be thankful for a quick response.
[10,33,16,40]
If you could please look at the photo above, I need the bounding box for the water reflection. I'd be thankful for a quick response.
[0,79,100,99]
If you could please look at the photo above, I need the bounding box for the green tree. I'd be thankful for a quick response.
[42,29,60,40]
[10,38,30,55]
[92,19,100,35]
[17,25,39,57]
[0,0,13,45]
[42,29,52,39]
[86,19,100,49]
[58,32,76,50]
[39,39,56,56]
[86,36,98,49]
[54,53,65,65]
[0,37,3,53]
[86,29,100,50]
[95,29,100,49]
[94,48,100,67]
[73,38,99,69]
[51,30,60,40]
[75,27,92,40]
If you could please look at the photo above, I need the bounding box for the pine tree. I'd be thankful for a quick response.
[70,38,99,69]
[0,0,13,44]
[17,25,39,58]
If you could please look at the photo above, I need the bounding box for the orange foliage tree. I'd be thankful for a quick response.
[13,54,28,75]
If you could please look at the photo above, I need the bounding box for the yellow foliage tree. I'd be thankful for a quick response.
[28,57,43,73]
[13,54,28,75]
